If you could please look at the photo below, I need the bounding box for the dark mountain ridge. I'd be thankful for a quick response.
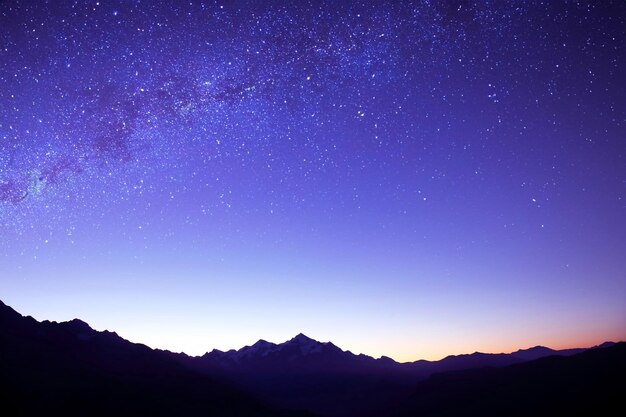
[198,331,595,377]
[192,331,604,416]
[382,341,626,417]
[0,300,310,417]
[1,299,621,417]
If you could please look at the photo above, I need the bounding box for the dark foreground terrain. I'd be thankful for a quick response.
[0,300,311,417]
[383,341,626,417]
[1,299,623,417]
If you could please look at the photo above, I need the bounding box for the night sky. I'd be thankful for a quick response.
[1,1,625,361]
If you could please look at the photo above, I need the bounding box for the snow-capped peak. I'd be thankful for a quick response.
[285,333,324,355]
[289,333,316,344]
[231,339,278,360]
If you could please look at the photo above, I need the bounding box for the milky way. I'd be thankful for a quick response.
[1,1,538,223]
[1,1,625,359]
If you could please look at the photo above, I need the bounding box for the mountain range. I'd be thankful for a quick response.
[199,331,592,373]
[1,299,623,417]
[0,300,312,417]
[385,341,626,417]
[193,331,605,416]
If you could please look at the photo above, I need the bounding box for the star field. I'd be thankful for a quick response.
[1,1,625,360]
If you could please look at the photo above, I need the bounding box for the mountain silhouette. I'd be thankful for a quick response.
[200,332,393,374]
[0,300,312,417]
[196,333,414,416]
[381,342,626,417]
[200,333,587,376]
[1,299,621,417]
[193,332,605,416]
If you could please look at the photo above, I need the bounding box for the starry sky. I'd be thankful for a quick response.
[1,0,625,361]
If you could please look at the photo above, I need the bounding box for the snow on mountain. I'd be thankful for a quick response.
[284,333,328,355]
[200,332,392,372]
[199,332,601,377]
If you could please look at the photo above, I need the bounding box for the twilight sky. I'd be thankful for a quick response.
[1,0,625,361]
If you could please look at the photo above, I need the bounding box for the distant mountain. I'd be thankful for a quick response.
[200,333,593,376]
[200,333,397,374]
[401,344,586,376]
[1,299,619,417]
[191,333,604,417]
[0,300,311,417]
[381,342,626,417]
[509,345,585,361]
[195,333,412,417]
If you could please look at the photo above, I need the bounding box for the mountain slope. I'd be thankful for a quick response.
[200,333,591,376]
[200,333,398,374]
[382,342,626,417]
[200,333,585,378]
[2,299,617,417]
[196,333,410,417]
[0,300,311,417]
[192,333,597,417]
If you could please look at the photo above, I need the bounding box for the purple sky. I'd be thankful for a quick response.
[1,1,625,361]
